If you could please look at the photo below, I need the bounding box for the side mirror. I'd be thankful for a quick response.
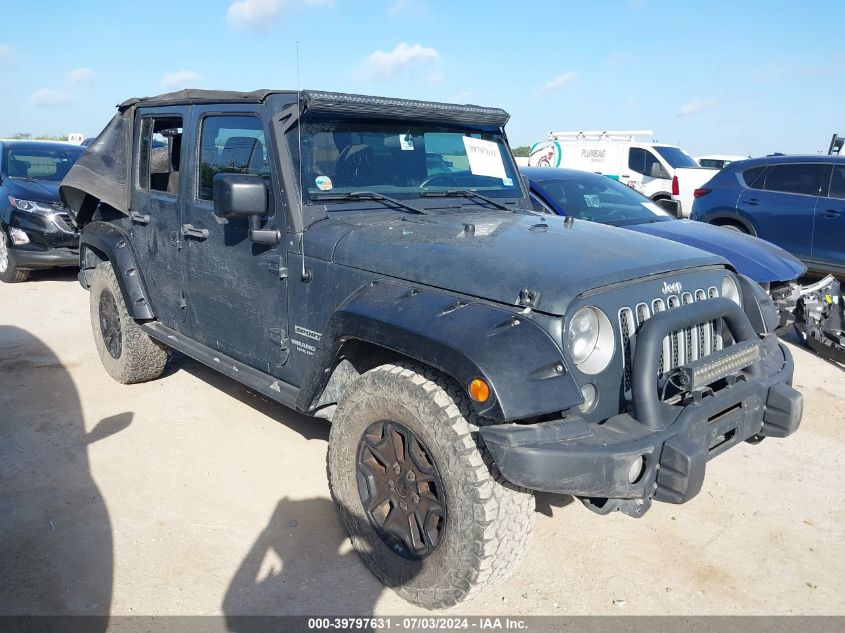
[656,198,681,217]
[212,173,279,245]
[213,172,267,219]
[649,162,666,179]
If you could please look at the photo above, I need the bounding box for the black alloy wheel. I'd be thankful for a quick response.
[98,289,123,359]
[356,420,447,561]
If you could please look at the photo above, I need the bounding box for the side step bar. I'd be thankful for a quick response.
[141,321,301,409]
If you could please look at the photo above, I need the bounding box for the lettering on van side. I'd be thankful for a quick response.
[581,149,606,161]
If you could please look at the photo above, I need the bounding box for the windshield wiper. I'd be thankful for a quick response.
[419,189,512,212]
[310,191,424,214]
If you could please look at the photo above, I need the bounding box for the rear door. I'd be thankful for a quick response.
[811,163,845,272]
[129,108,188,328]
[738,162,824,261]
[180,106,290,376]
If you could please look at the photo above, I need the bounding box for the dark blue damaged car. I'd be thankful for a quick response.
[521,166,807,322]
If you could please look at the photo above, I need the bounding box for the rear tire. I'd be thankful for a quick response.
[0,231,30,283]
[327,362,535,609]
[89,262,170,384]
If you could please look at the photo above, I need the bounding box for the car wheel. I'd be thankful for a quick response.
[89,262,170,384]
[327,362,535,609]
[717,222,747,233]
[0,230,31,283]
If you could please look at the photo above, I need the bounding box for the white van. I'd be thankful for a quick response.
[528,131,711,217]
[696,154,748,170]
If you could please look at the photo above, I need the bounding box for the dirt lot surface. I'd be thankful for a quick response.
[1,269,843,617]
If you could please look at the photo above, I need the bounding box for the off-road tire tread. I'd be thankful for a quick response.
[89,262,169,384]
[327,361,534,609]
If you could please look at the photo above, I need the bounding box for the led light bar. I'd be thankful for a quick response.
[302,91,510,127]
[675,340,762,391]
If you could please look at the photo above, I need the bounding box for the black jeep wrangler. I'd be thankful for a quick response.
[61,89,802,609]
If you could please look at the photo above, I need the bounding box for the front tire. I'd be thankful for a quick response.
[715,221,747,234]
[327,362,535,609]
[0,230,30,283]
[89,262,170,384]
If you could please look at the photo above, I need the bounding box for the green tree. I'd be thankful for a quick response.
[512,145,530,157]
[8,132,68,141]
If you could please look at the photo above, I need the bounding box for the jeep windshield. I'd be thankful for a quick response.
[288,121,524,206]
[534,173,673,226]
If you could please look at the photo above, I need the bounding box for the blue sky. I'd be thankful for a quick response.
[1,0,842,156]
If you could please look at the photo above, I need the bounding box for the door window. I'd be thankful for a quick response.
[827,165,845,199]
[762,163,826,196]
[628,148,665,177]
[138,116,183,195]
[741,166,767,188]
[197,115,269,201]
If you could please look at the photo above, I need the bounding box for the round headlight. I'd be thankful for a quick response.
[568,307,600,364]
[567,306,614,374]
[721,275,741,306]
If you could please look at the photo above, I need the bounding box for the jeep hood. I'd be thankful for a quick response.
[328,212,726,316]
[627,219,806,284]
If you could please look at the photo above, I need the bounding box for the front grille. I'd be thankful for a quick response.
[619,286,724,398]
[51,212,76,234]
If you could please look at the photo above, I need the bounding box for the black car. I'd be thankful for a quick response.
[0,140,84,282]
[62,90,801,609]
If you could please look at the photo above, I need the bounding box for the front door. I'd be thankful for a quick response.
[181,107,290,375]
[625,147,669,197]
[129,108,188,328]
[812,163,845,272]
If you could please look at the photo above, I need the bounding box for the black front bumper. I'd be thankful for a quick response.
[480,300,802,516]
[11,246,79,269]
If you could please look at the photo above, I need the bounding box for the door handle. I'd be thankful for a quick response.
[621,174,630,178]
[129,211,150,225]
[822,209,841,218]
[180,224,209,240]
[744,198,760,206]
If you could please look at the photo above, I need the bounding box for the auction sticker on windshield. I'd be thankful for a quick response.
[462,137,506,179]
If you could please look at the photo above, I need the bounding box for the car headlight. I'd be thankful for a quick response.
[8,197,59,214]
[721,275,741,306]
[567,306,614,374]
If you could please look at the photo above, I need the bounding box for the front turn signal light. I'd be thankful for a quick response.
[468,378,490,403]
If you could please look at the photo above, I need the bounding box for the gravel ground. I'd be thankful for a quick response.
[1,268,843,617]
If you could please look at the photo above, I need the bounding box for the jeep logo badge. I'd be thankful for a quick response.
[661,281,683,295]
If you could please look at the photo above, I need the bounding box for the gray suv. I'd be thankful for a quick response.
[62,89,802,608]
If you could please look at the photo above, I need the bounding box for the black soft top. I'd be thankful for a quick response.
[115,89,285,111]
[60,89,511,226]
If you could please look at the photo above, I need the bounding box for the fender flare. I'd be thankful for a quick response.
[79,221,155,320]
[297,280,583,421]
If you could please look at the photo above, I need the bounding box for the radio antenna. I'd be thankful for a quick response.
[296,40,310,282]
